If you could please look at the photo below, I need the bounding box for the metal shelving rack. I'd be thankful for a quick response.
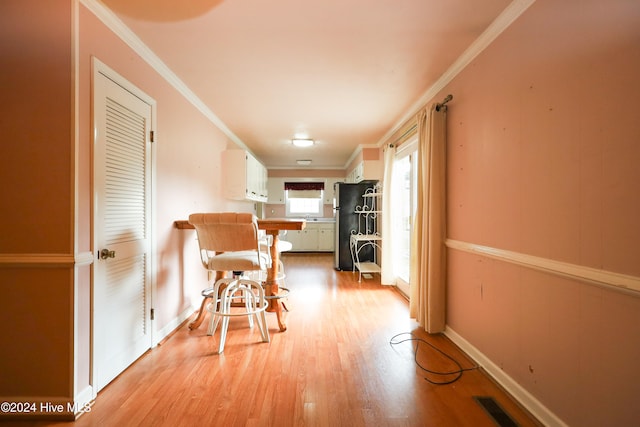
[350,183,382,281]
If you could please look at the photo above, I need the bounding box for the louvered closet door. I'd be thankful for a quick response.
[93,69,153,392]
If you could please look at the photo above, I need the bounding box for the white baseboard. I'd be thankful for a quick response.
[154,305,195,346]
[73,385,94,417]
[444,326,568,427]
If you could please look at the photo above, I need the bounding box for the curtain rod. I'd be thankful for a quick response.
[392,124,417,146]
[385,94,452,148]
[384,123,417,149]
[435,94,453,111]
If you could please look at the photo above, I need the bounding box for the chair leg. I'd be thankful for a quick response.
[209,278,271,353]
[190,270,228,330]
[207,310,220,336]
[207,277,231,336]
[245,288,254,328]
[218,316,230,353]
[258,310,270,343]
[216,280,237,353]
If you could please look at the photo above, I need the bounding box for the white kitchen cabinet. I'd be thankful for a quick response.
[287,229,316,251]
[283,229,303,249]
[287,222,334,252]
[267,177,285,204]
[317,224,334,251]
[351,162,364,183]
[323,178,339,204]
[222,149,268,202]
[347,160,382,183]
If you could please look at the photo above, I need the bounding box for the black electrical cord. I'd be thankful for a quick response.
[389,332,479,385]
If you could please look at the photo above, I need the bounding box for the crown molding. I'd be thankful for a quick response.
[80,0,535,169]
[375,0,536,148]
[79,0,251,155]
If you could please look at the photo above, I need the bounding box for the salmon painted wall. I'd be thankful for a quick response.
[0,0,73,255]
[78,5,252,334]
[438,1,640,425]
[0,0,74,403]
[1,0,253,412]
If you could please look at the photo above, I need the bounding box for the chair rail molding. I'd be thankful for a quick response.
[0,251,94,268]
[446,239,640,296]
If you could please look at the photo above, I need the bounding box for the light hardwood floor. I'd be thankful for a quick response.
[22,253,541,427]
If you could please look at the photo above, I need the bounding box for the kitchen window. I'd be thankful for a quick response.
[284,182,324,217]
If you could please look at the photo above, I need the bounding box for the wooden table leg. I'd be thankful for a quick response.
[265,231,287,332]
[188,296,209,330]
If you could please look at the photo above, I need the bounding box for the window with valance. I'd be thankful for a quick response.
[284,182,324,199]
[284,182,325,216]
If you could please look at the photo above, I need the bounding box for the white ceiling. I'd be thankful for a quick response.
[99,0,513,169]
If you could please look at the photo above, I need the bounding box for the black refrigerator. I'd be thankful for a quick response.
[333,181,378,270]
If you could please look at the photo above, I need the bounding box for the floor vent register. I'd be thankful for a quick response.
[473,396,519,427]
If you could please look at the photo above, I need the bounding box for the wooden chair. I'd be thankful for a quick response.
[189,212,270,353]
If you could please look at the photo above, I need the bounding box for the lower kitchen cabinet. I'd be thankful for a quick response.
[317,225,334,251]
[286,223,334,252]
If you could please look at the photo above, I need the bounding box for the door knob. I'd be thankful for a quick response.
[100,248,116,260]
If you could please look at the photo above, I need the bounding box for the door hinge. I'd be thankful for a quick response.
[150,308,155,320]
[150,130,155,143]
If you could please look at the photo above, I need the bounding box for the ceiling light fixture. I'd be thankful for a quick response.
[296,160,312,166]
[292,138,314,147]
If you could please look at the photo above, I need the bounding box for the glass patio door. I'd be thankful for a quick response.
[392,140,417,297]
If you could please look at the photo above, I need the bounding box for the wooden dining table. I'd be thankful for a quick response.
[174,217,306,332]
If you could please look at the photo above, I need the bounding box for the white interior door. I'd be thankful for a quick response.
[93,63,154,392]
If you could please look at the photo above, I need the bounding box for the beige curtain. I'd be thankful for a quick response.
[409,103,447,333]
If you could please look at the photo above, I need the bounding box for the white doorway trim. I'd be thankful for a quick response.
[90,57,157,396]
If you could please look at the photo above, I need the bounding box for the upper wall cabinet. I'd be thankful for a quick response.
[267,177,285,204]
[323,178,339,204]
[222,150,268,202]
[346,160,382,183]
